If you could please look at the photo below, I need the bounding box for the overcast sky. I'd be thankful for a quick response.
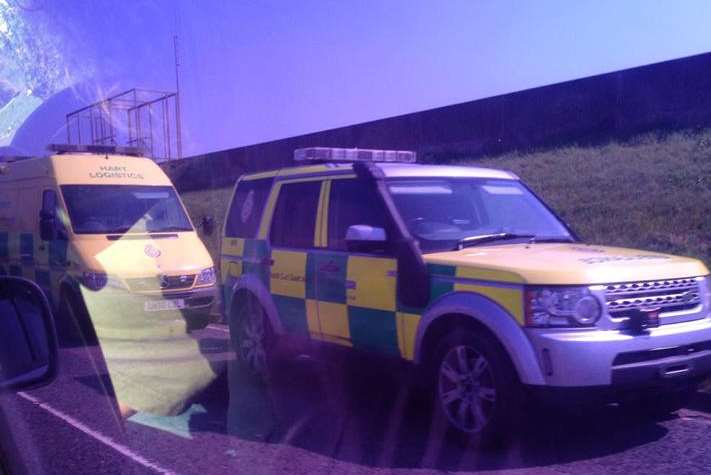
[11,0,711,156]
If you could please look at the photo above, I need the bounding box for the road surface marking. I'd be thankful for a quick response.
[207,324,230,333]
[17,392,177,475]
[129,404,207,439]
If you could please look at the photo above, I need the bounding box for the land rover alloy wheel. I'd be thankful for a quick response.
[236,298,270,379]
[438,344,497,433]
[432,327,521,441]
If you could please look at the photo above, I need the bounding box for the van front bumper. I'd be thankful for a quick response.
[525,316,711,389]
[82,285,218,328]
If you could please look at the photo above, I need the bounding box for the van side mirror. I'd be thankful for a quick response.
[346,225,387,253]
[0,277,58,391]
[201,215,215,236]
[39,210,57,241]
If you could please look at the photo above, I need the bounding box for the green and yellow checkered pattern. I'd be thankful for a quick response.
[0,230,70,308]
[222,238,524,362]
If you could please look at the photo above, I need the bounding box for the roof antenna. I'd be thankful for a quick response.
[173,4,183,159]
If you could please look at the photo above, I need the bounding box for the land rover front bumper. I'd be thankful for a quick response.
[526,316,711,392]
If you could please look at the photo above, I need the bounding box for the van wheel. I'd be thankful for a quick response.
[185,313,210,331]
[431,327,522,445]
[58,290,97,346]
[234,296,275,383]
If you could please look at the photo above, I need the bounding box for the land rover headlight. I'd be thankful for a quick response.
[703,276,711,309]
[525,286,601,327]
[195,267,216,286]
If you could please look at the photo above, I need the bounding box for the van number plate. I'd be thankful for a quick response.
[145,299,186,312]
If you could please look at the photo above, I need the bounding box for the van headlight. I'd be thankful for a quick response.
[81,272,125,291]
[195,267,216,286]
[525,286,601,327]
[704,276,711,309]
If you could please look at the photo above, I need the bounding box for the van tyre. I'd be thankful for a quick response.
[431,327,522,446]
[185,313,210,331]
[234,296,276,384]
[58,290,97,346]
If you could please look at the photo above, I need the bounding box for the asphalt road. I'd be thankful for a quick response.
[4,324,711,475]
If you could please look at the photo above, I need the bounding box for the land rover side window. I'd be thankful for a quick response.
[328,179,389,253]
[225,178,273,238]
[269,181,321,248]
[61,185,193,235]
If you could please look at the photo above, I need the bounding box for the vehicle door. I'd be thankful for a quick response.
[10,184,40,281]
[0,186,16,277]
[36,188,70,307]
[222,176,275,313]
[267,179,325,339]
[315,177,401,355]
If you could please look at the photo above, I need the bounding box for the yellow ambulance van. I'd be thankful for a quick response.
[0,144,217,340]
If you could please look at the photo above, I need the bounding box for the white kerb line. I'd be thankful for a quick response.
[17,391,177,475]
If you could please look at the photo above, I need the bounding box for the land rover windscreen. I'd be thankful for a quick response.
[387,177,575,252]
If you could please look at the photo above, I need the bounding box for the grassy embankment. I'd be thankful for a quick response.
[182,128,711,270]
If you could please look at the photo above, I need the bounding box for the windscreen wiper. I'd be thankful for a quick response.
[528,236,576,244]
[456,233,536,250]
[149,226,193,232]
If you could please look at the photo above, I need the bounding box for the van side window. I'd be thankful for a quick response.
[269,181,321,248]
[41,190,57,215]
[41,189,66,239]
[328,179,389,253]
[225,178,273,238]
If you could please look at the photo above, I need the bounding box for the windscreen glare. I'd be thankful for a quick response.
[388,178,572,252]
[61,185,193,235]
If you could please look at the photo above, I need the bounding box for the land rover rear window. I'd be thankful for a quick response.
[225,178,273,238]
[269,181,321,248]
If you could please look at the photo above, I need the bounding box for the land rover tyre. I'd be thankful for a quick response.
[58,289,97,346]
[232,294,276,384]
[431,326,523,445]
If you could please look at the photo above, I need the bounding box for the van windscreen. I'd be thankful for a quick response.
[61,185,193,235]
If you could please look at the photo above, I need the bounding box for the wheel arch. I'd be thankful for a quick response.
[413,291,545,385]
[227,273,284,335]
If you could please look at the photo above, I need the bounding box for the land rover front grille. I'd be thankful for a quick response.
[604,278,702,315]
[127,274,196,292]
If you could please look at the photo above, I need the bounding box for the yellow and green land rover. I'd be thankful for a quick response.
[221,147,711,441]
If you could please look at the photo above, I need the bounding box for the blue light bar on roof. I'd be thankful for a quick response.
[294,147,416,163]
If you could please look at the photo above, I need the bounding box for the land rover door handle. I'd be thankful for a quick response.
[318,261,340,273]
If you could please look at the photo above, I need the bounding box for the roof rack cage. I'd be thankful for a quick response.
[294,147,416,164]
[48,143,144,157]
